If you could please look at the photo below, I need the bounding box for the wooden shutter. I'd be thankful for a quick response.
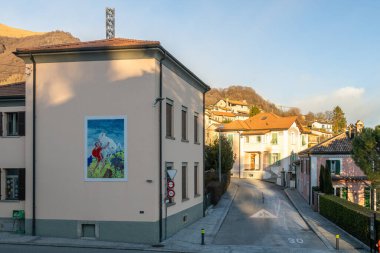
[166,103,172,137]
[335,160,341,175]
[0,112,2,136]
[18,112,25,136]
[326,160,331,173]
[18,169,25,200]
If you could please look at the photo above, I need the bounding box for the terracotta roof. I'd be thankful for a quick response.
[15,38,160,54]
[0,82,25,97]
[228,99,248,106]
[220,112,299,132]
[299,132,352,155]
[211,111,236,117]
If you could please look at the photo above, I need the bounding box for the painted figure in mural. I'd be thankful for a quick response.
[98,132,118,158]
[92,141,109,170]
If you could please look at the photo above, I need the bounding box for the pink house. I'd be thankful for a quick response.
[297,121,371,207]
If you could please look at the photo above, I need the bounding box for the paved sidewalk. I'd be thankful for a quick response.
[284,188,369,253]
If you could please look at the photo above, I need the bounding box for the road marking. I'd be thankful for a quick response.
[288,238,303,244]
[250,209,277,218]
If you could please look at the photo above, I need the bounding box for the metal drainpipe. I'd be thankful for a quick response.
[202,92,206,217]
[308,152,311,205]
[158,51,166,242]
[30,54,36,236]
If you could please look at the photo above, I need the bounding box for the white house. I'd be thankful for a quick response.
[220,112,308,185]
[311,121,333,133]
[214,99,250,114]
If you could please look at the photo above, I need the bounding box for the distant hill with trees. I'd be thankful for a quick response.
[0,23,79,85]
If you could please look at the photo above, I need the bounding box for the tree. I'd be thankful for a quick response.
[352,126,380,209]
[319,165,325,193]
[249,105,261,117]
[324,162,334,194]
[205,135,236,174]
[352,126,380,180]
[332,106,347,134]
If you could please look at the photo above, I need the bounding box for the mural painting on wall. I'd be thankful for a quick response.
[85,116,127,181]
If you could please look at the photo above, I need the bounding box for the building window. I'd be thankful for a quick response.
[166,163,175,204]
[291,132,295,145]
[182,163,188,200]
[166,100,174,138]
[257,135,262,143]
[182,106,188,141]
[5,169,25,200]
[227,134,233,145]
[245,136,249,143]
[302,135,306,146]
[271,153,281,166]
[271,132,278,145]
[194,113,199,143]
[1,112,25,137]
[194,163,199,196]
[326,160,341,175]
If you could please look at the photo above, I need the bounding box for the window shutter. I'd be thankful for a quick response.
[326,160,331,173]
[0,112,2,136]
[335,160,341,175]
[18,169,26,200]
[18,112,25,136]
[269,154,272,165]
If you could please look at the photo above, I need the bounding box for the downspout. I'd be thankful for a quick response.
[158,51,166,242]
[308,152,311,205]
[202,92,206,217]
[30,54,36,236]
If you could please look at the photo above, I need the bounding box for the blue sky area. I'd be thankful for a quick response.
[2,0,380,126]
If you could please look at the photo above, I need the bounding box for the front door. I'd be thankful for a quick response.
[250,153,255,170]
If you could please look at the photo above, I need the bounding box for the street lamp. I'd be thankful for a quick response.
[218,125,224,183]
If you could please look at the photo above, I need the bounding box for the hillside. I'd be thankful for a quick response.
[206,85,285,115]
[0,24,79,85]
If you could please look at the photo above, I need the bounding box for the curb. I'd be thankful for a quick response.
[283,189,334,250]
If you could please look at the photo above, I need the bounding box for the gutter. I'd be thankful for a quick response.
[30,54,36,236]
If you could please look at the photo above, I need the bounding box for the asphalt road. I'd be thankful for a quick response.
[214,179,327,249]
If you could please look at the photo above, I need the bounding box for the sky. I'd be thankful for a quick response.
[1,0,380,126]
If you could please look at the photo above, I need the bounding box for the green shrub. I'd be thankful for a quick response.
[319,194,376,245]
[206,181,223,205]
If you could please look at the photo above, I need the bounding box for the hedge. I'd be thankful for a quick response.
[319,194,380,245]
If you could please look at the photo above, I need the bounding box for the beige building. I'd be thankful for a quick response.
[5,38,209,243]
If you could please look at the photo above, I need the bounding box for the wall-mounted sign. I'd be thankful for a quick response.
[167,180,175,189]
[85,116,127,181]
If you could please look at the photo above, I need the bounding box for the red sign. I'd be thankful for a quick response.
[168,190,175,198]
[167,180,175,189]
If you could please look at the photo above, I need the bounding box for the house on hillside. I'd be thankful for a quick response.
[311,121,333,133]
[9,38,209,243]
[219,112,308,184]
[297,121,371,207]
[214,98,250,114]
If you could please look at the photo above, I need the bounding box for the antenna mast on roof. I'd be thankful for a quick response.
[106,7,115,39]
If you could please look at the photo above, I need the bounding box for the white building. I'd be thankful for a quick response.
[311,121,333,133]
[220,112,308,185]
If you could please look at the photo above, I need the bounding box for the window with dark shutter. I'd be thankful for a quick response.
[181,107,187,141]
[0,112,2,136]
[166,102,173,138]
[18,112,25,136]
[194,114,198,143]
[182,163,187,200]
[194,164,198,196]
[18,169,25,200]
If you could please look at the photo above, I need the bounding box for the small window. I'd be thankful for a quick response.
[166,100,174,138]
[5,169,25,200]
[271,153,281,166]
[256,135,261,143]
[194,113,199,143]
[271,132,278,145]
[245,136,249,143]
[182,163,188,200]
[194,163,199,196]
[182,106,188,141]
[227,134,233,145]
[301,135,306,146]
[326,160,341,175]
[3,112,25,137]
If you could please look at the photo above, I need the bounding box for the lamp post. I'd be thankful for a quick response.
[218,125,224,183]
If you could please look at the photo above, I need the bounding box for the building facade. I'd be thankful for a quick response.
[220,112,308,184]
[4,38,209,243]
[297,124,370,207]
